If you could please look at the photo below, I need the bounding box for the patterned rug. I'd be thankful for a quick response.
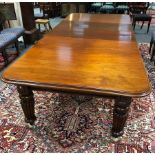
[0,52,17,69]
[0,43,155,153]
[0,43,26,70]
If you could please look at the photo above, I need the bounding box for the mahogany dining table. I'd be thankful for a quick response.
[1,13,151,137]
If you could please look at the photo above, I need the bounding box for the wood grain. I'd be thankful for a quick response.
[65,13,131,24]
[2,13,151,97]
[50,21,135,41]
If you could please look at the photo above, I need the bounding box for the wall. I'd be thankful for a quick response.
[9,2,23,27]
[3,2,24,41]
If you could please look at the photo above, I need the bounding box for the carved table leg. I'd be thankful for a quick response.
[112,96,132,137]
[17,85,36,125]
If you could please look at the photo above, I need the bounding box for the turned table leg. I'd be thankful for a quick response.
[112,96,132,137]
[17,85,36,125]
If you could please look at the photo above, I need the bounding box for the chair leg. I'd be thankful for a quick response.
[147,21,151,33]
[141,21,144,29]
[133,21,136,30]
[2,49,9,66]
[15,40,20,56]
[48,21,52,30]
[23,34,26,48]
[44,24,48,32]
[149,38,153,54]
[132,19,134,26]
[38,24,41,32]
[151,44,155,61]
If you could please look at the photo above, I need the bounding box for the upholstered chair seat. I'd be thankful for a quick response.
[1,27,25,38]
[0,33,17,49]
[0,33,18,66]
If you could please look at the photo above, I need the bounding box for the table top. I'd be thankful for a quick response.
[2,13,151,97]
[50,20,135,41]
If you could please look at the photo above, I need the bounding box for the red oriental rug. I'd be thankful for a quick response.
[0,43,155,153]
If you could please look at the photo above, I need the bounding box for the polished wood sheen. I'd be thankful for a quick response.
[2,14,150,97]
[65,13,131,24]
[50,21,135,41]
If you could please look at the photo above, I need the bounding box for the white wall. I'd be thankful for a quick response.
[4,2,23,41]
[9,2,23,28]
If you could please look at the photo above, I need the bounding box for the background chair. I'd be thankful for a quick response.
[128,2,149,16]
[0,12,25,67]
[90,2,103,13]
[115,2,129,14]
[100,2,115,14]
[132,14,152,33]
[128,2,151,33]
[0,33,19,66]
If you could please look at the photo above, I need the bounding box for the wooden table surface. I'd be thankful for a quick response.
[50,21,135,41]
[65,13,131,24]
[2,13,151,97]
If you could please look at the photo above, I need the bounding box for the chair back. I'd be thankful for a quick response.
[128,2,149,14]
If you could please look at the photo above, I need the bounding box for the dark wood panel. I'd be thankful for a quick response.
[20,2,38,44]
